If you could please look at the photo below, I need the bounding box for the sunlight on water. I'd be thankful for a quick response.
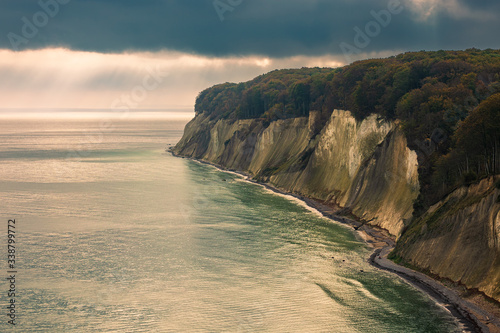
[0,112,460,332]
[0,109,195,120]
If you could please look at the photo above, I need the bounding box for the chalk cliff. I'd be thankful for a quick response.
[392,176,500,301]
[173,109,500,302]
[173,109,419,237]
[173,50,500,303]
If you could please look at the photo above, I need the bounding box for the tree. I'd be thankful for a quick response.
[455,93,500,175]
[290,82,311,116]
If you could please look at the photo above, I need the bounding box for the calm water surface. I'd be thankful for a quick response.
[0,112,461,332]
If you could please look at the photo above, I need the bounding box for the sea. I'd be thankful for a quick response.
[0,110,462,332]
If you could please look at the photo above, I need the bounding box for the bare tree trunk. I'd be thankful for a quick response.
[495,139,498,174]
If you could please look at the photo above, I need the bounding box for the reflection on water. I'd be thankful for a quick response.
[0,112,460,332]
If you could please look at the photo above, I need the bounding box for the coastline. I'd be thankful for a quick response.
[170,150,499,333]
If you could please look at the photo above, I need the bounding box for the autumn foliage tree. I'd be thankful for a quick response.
[193,49,500,214]
[455,93,500,175]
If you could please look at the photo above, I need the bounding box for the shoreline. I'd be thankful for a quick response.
[170,150,499,333]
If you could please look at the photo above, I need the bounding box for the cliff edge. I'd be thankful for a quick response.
[173,109,419,237]
[173,50,500,303]
[392,176,500,301]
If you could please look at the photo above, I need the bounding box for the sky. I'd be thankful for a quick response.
[0,0,499,110]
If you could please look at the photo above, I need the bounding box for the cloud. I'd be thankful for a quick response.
[406,0,496,21]
[0,48,351,109]
[0,1,498,110]
[0,0,498,58]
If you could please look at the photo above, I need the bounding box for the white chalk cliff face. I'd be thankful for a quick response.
[394,176,500,301]
[174,109,420,237]
[174,109,500,302]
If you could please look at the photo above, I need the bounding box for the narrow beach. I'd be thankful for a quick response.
[171,150,500,333]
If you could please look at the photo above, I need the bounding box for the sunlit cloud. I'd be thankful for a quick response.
[406,0,495,21]
[0,48,353,110]
[0,48,412,110]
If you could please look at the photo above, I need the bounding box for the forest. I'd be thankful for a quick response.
[194,49,500,215]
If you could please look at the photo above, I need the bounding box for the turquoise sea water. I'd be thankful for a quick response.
[0,111,461,332]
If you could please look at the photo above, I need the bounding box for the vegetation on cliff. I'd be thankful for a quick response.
[390,175,500,301]
[194,49,500,216]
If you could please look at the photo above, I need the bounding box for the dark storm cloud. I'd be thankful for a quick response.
[0,0,499,57]
[427,0,500,51]
[458,0,500,10]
